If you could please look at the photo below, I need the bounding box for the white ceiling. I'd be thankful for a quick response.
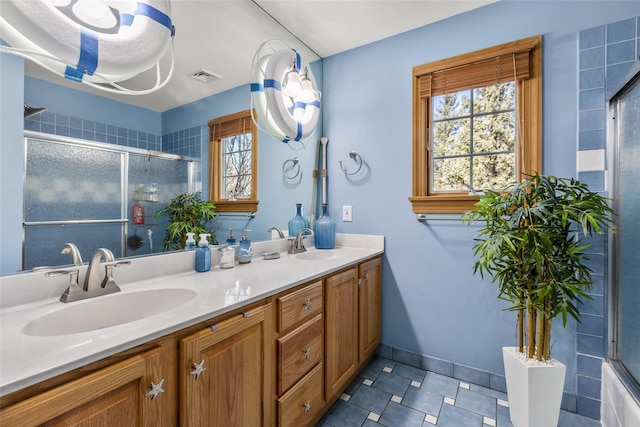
[22,0,498,112]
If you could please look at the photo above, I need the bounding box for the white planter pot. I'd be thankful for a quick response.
[503,346,566,427]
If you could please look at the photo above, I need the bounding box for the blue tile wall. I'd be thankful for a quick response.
[24,111,162,151]
[162,126,203,190]
[162,126,201,158]
[576,15,639,420]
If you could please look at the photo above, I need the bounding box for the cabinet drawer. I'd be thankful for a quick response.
[277,363,324,427]
[277,315,323,395]
[277,280,322,332]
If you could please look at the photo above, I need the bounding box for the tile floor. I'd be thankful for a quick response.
[317,356,601,427]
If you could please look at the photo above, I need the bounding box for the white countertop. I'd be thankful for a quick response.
[0,234,383,396]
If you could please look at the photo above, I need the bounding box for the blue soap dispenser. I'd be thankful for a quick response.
[195,233,211,272]
[185,232,196,251]
[238,229,252,264]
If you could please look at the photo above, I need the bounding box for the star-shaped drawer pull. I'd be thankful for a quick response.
[145,379,165,400]
[191,359,206,380]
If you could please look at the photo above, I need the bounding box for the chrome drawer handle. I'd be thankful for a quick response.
[303,400,311,413]
[302,299,312,310]
[145,378,165,400]
[302,347,312,359]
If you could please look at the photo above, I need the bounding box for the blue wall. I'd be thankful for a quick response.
[321,0,640,419]
[0,54,25,273]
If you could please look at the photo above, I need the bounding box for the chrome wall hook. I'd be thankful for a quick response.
[282,157,301,179]
[340,151,363,176]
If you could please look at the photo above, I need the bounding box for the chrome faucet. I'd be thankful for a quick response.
[288,228,313,254]
[60,242,83,266]
[267,227,286,239]
[84,248,115,291]
[46,248,130,303]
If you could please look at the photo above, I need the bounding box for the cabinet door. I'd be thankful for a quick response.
[0,348,166,427]
[180,304,273,427]
[359,256,382,364]
[324,267,358,400]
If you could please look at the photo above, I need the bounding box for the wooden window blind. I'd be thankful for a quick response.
[209,113,254,140]
[414,37,537,97]
[208,110,259,213]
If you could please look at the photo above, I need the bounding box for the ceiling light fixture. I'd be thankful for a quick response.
[0,0,175,95]
[250,40,321,146]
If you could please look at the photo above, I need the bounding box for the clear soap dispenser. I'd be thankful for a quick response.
[225,228,236,245]
[195,233,211,272]
[238,229,252,264]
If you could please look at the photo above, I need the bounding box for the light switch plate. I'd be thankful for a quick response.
[342,205,353,222]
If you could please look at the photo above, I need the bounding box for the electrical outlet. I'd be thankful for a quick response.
[342,205,353,222]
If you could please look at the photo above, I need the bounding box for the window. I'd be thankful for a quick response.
[410,36,542,214]
[208,110,258,212]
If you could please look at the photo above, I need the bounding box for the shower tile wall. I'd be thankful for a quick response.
[576,16,639,419]
[23,111,204,188]
[24,111,162,151]
[162,126,203,190]
[162,126,201,158]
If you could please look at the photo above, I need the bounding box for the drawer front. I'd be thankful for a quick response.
[277,315,323,395]
[277,280,322,332]
[277,363,324,427]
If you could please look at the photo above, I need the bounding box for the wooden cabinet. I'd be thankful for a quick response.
[0,347,170,427]
[324,267,359,400]
[179,304,273,427]
[358,256,382,364]
[274,280,325,426]
[277,363,324,427]
[325,256,382,401]
[1,254,382,427]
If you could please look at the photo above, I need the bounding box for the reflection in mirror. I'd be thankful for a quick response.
[1,58,322,276]
[23,134,194,270]
[209,109,258,214]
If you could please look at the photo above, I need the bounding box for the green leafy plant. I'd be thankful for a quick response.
[461,174,614,361]
[155,192,217,251]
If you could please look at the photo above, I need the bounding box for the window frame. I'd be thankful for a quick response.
[208,109,259,213]
[409,36,542,214]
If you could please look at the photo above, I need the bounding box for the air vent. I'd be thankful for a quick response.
[188,69,221,83]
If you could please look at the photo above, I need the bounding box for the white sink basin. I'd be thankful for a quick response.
[295,250,340,261]
[22,288,197,337]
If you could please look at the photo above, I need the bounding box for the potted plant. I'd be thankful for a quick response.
[461,174,613,427]
[155,192,217,251]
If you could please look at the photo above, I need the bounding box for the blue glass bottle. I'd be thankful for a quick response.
[288,203,310,237]
[314,204,335,249]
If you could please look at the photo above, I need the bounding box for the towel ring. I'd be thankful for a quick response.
[282,157,301,179]
[340,151,363,176]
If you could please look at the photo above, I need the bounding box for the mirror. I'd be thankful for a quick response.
[1,46,323,276]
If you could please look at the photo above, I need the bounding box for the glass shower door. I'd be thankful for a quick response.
[24,138,125,269]
[610,70,640,387]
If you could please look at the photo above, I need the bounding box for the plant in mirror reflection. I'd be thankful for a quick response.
[155,192,217,251]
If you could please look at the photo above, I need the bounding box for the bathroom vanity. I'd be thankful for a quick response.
[0,234,383,426]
